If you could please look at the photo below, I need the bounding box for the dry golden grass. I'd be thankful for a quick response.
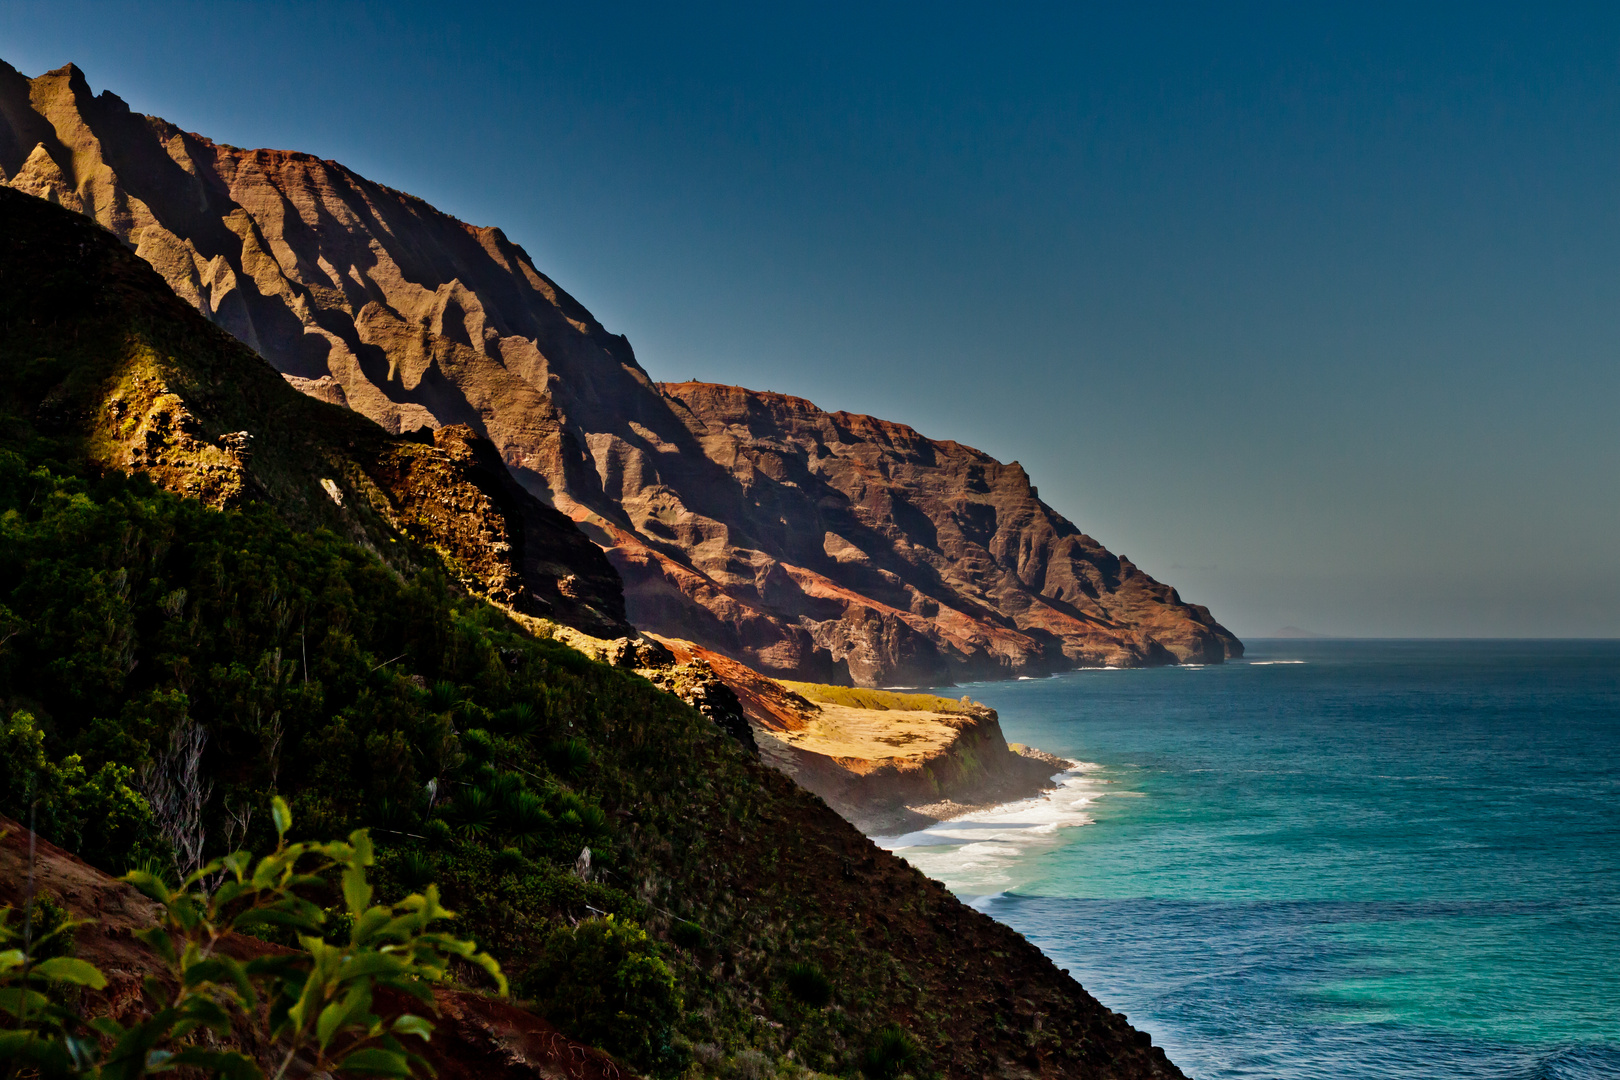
[777,681,975,714]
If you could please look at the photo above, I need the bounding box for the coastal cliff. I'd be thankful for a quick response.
[759,685,1067,836]
[0,184,629,636]
[0,59,1241,686]
[622,635,1067,834]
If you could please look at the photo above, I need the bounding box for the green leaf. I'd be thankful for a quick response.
[333,952,407,982]
[272,796,292,838]
[0,1030,74,1073]
[376,975,436,1007]
[351,907,394,944]
[315,998,349,1048]
[135,925,177,964]
[467,951,507,997]
[403,1050,436,1079]
[165,1048,264,1080]
[182,858,226,890]
[0,985,52,1018]
[89,1016,126,1038]
[342,864,373,918]
[390,1013,434,1040]
[350,829,375,867]
[221,850,253,879]
[179,993,234,1034]
[210,879,253,909]
[31,956,108,988]
[122,869,171,903]
[334,1047,413,1077]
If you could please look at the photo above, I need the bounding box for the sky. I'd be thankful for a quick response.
[3,2,1616,639]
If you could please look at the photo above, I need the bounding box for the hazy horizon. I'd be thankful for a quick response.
[3,2,1616,641]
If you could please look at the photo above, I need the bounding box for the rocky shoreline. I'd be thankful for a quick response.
[548,626,1072,835]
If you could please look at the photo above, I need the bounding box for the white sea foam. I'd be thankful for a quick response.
[1249,660,1307,665]
[871,762,1109,894]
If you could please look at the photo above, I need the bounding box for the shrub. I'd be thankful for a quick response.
[460,727,495,762]
[669,919,706,951]
[492,703,540,742]
[449,787,497,838]
[547,736,594,778]
[732,1048,771,1079]
[396,849,437,889]
[519,915,681,1076]
[0,710,162,872]
[785,960,833,1008]
[510,793,554,851]
[862,1023,928,1080]
[430,679,463,714]
[493,846,527,876]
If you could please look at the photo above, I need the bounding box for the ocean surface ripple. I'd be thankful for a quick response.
[880,640,1620,1080]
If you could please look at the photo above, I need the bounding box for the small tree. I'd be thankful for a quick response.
[519,915,680,1076]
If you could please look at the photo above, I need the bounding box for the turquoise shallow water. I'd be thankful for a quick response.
[881,640,1620,1079]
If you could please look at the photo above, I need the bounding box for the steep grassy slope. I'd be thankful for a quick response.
[0,184,1184,1078]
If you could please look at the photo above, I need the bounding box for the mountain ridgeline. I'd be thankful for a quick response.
[0,184,1184,1078]
[0,60,1240,686]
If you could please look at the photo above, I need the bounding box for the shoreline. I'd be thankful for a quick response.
[869,756,1106,893]
[859,745,1081,835]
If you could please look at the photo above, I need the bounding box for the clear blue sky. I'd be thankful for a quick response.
[4,2,1617,638]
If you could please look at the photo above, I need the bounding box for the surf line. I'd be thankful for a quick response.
[870,761,1111,890]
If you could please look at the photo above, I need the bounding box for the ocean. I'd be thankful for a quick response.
[878,640,1620,1079]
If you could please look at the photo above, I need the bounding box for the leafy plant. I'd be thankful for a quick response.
[447,788,497,839]
[0,892,105,1078]
[861,1022,928,1080]
[785,961,833,1008]
[394,851,436,891]
[546,737,594,779]
[0,798,505,1079]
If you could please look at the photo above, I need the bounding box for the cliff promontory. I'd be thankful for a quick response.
[0,59,1240,685]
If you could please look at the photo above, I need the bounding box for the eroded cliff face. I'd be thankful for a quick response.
[640,382,1241,682]
[0,59,1240,684]
[0,187,629,637]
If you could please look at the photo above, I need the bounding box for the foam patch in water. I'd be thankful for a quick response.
[872,763,1110,893]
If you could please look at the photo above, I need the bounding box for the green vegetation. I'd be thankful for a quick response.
[861,1024,929,1080]
[785,962,834,1009]
[519,915,681,1073]
[0,797,501,1080]
[0,190,1035,1078]
[0,710,159,874]
[0,456,938,1076]
[777,682,973,714]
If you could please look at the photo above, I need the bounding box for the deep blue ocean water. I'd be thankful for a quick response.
[878,640,1620,1079]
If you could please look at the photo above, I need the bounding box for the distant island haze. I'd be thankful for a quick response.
[1267,626,1328,639]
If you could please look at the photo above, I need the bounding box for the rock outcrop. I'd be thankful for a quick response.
[0,59,1240,685]
[648,639,1066,834]
[0,185,629,637]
